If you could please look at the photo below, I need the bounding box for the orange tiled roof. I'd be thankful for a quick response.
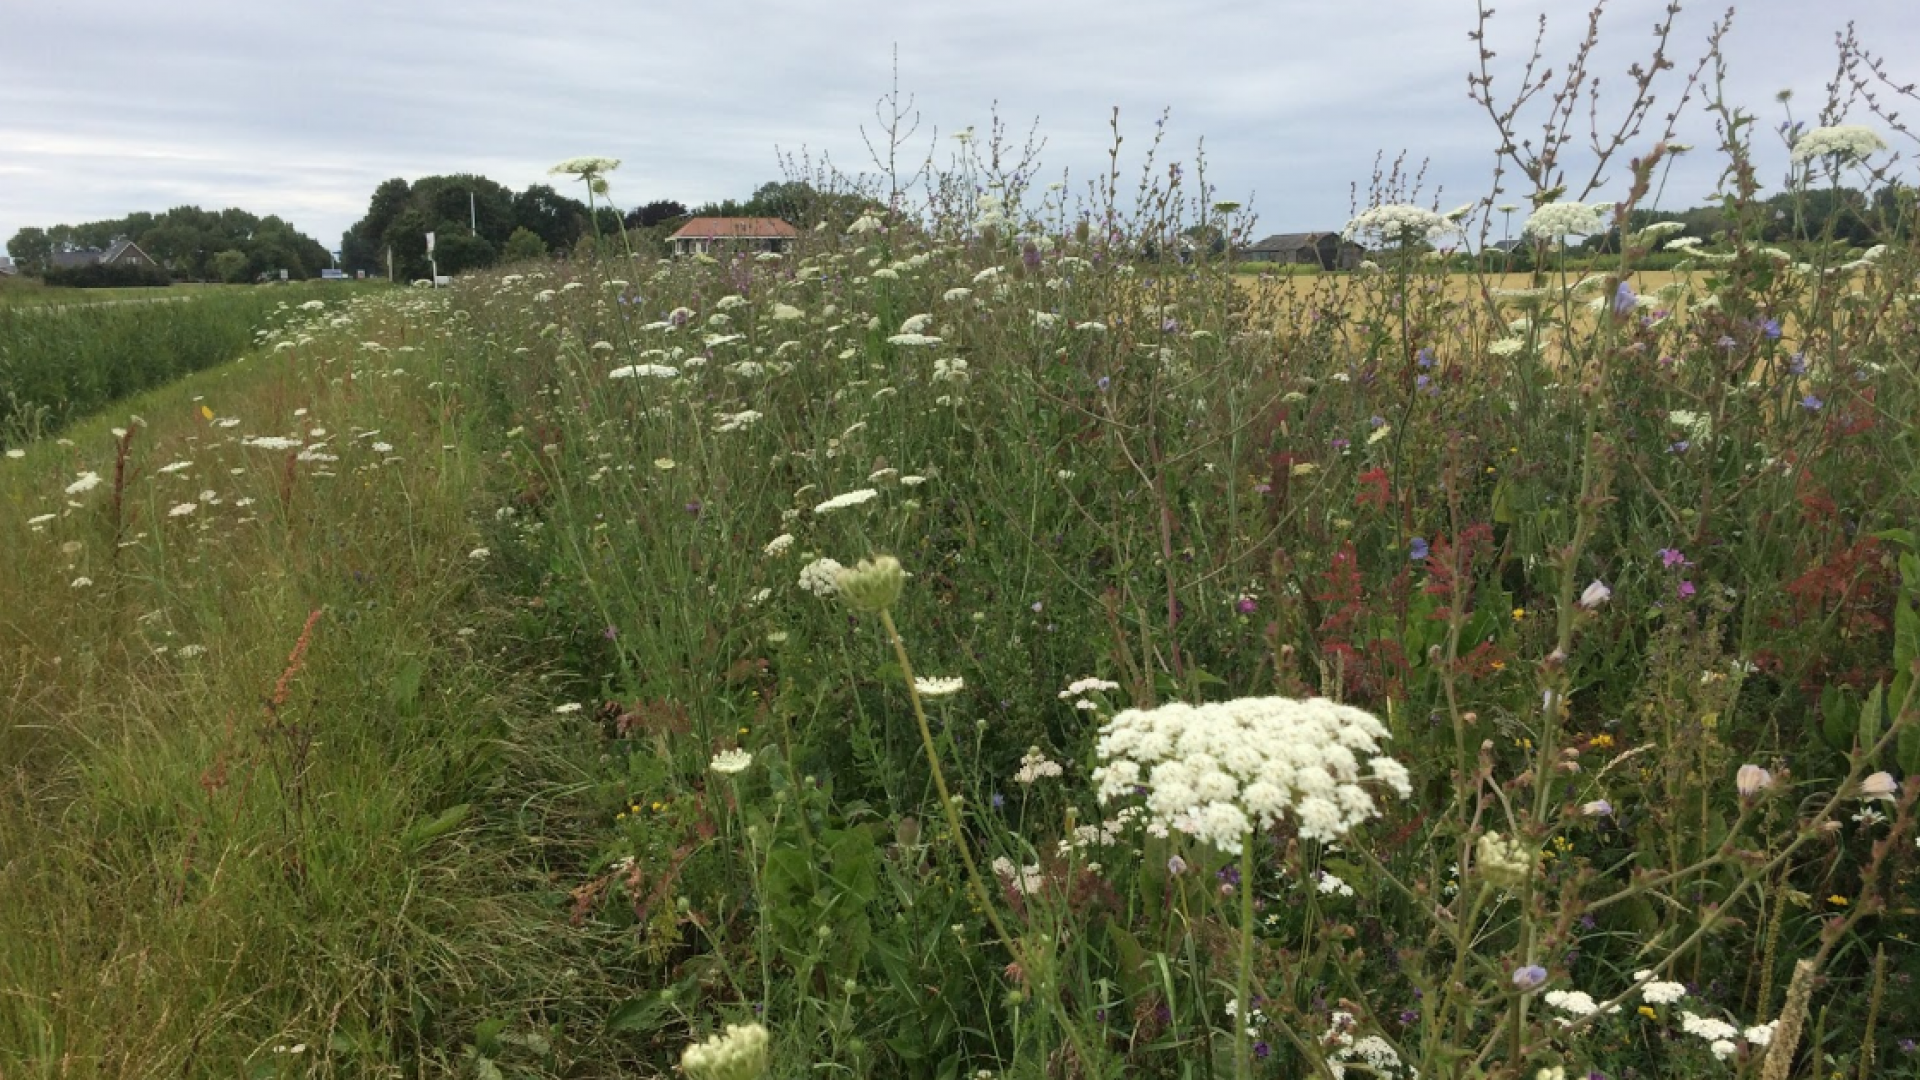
[668,217,800,240]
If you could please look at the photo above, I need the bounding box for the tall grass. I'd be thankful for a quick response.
[3,9,1918,1080]
[431,41,1920,1080]
[0,285,365,448]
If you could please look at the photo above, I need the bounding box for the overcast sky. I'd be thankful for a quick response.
[3,0,1915,254]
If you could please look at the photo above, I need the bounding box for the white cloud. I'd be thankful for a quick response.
[1,0,1914,249]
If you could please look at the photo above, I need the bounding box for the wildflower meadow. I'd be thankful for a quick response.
[2,10,1917,1080]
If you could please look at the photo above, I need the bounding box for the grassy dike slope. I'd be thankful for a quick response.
[0,289,629,1078]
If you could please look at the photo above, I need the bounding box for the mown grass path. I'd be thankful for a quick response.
[0,289,637,1078]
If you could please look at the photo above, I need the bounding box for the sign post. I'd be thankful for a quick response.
[426,231,438,285]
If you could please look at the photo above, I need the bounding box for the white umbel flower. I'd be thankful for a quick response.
[1091,696,1407,854]
[710,749,754,775]
[797,557,844,597]
[1343,204,1453,244]
[813,488,878,514]
[680,1022,769,1080]
[914,676,965,697]
[1789,124,1887,163]
[1523,201,1610,240]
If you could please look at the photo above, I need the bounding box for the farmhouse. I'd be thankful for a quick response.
[49,238,162,270]
[1243,231,1364,271]
[0,256,16,276]
[668,217,799,257]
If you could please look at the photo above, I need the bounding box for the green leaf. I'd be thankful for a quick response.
[1860,682,1885,751]
[606,994,674,1035]
[1898,719,1920,776]
[401,803,470,854]
[1895,599,1918,674]
[1821,685,1854,753]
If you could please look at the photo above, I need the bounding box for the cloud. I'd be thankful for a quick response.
[2,0,1915,250]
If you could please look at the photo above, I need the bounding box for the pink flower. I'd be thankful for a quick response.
[1736,764,1774,797]
[1859,771,1898,802]
[1579,580,1612,609]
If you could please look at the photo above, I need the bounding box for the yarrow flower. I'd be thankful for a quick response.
[1523,201,1611,240]
[1091,696,1409,854]
[65,471,103,496]
[710,749,754,775]
[1636,972,1688,1005]
[1789,124,1888,164]
[763,533,794,557]
[1014,746,1065,784]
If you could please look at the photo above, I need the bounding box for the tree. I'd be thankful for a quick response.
[6,227,51,274]
[512,184,590,252]
[627,200,690,229]
[210,249,250,283]
[432,231,495,275]
[501,227,550,263]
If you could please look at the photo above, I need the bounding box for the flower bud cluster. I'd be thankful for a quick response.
[1475,831,1536,889]
[1091,696,1410,855]
[681,1022,770,1080]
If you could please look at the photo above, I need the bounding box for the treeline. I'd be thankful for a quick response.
[340,174,881,280]
[6,207,333,282]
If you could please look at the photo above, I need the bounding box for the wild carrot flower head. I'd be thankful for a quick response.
[1343,204,1453,246]
[1523,201,1610,240]
[1789,124,1887,164]
[835,555,905,613]
[548,156,621,179]
[1092,696,1408,854]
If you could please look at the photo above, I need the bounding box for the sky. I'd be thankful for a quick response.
[3,0,1916,256]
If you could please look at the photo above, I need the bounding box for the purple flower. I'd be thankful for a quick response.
[1236,596,1258,615]
[1512,965,1549,991]
[1416,347,1434,368]
[1761,318,1782,340]
[1409,536,1430,561]
[1162,317,1181,334]
[603,625,619,640]
[1716,335,1737,350]
[1330,437,1350,450]
[1369,415,1387,428]
[1800,393,1823,410]
[1097,376,1111,392]
[1254,1042,1271,1060]
[990,791,1006,809]
[1613,281,1637,316]
[1678,580,1697,598]
[1669,440,1690,453]
[1658,548,1687,569]
[1789,352,1808,375]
